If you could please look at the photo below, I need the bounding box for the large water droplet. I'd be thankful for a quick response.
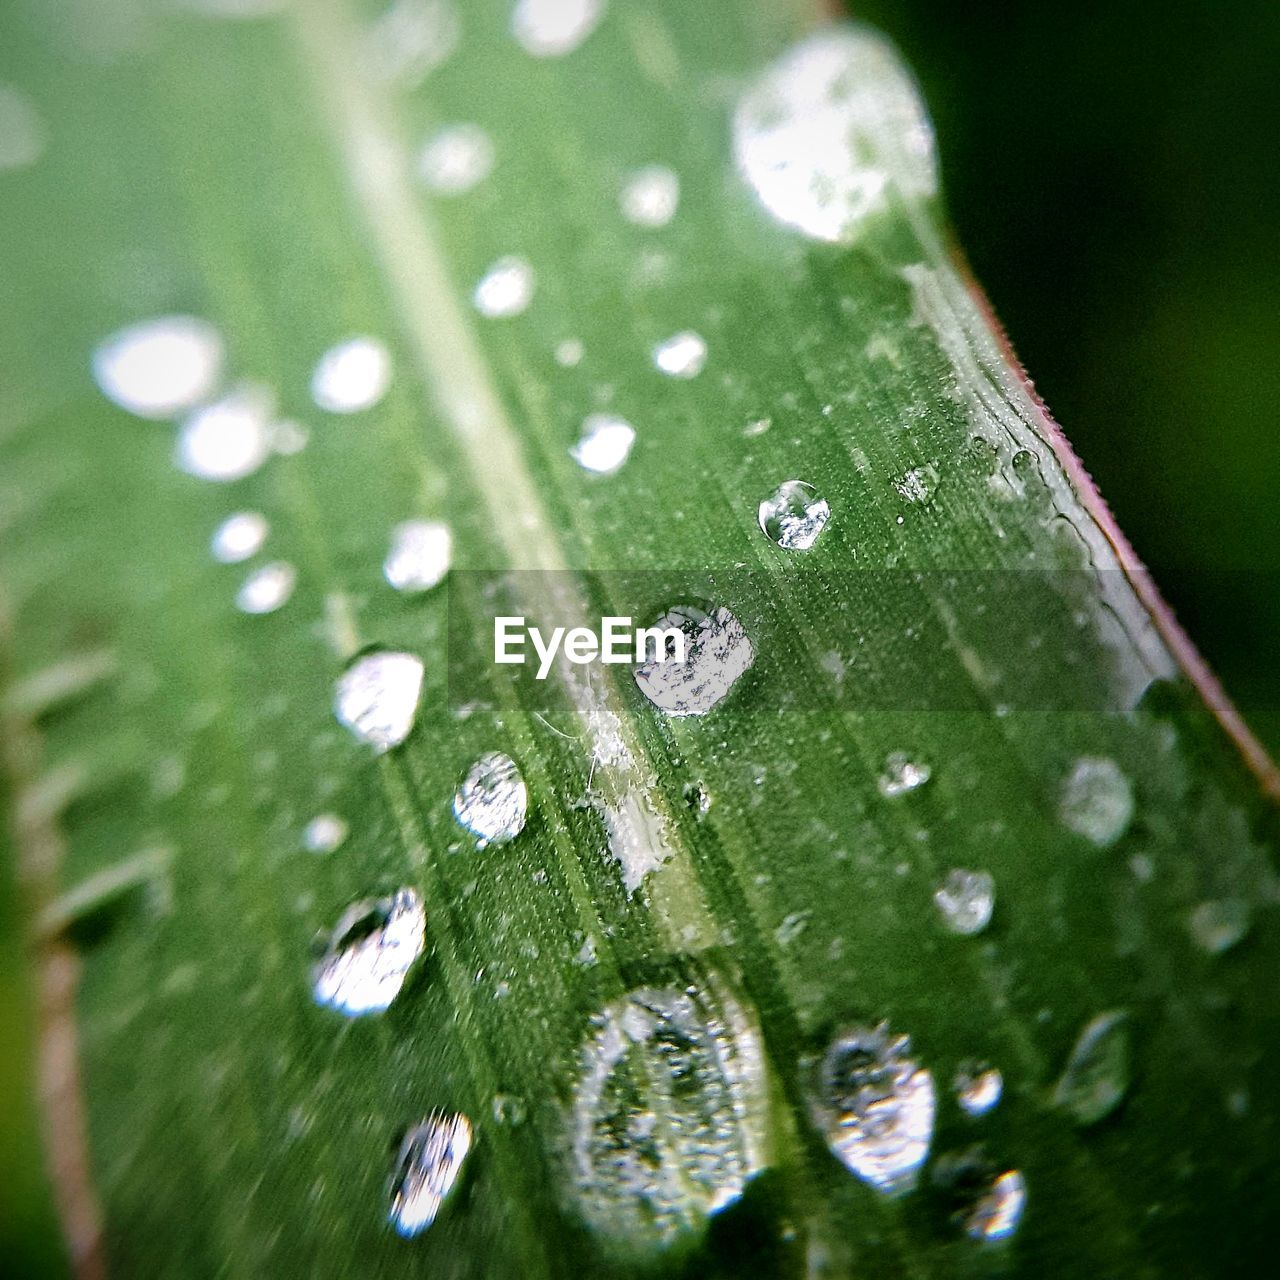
[877,751,930,797]
[1060,757,1134,847]
[312,888,426,1016]
[417,122,494,194]
[634,604,754,718]
[388,1111,472,1236]
[452,752,528,848]
[570,414,635,474]
[621,165,679,228]
[303,813,348,854]
[965,1169,1026,1242]
[569,974,770,1249]
[809,1023,935,1193]
[1052,1010,1130,1126]
[953,1062,1002,1117]
[310,337,391,414]
[211,511,268,563]
[93,316,223,420]
[652,331,707,379]
[757,480,830,550]
[176,383,273,482]
[512,0,603,57]
[1188,898,1250,955]
[473,256,535,318]
[383,520,452,593]
[334,651,424,752]
[933,869,994,936]
[732,28,936,243]
[235,560,296,614]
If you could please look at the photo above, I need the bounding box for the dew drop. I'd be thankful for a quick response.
[383,520,452,593]
[1052,1010,1130,1126]
[652,330,707,379]
[569,974,770,1248]
[877,752,930,797]
[312,888,426,1016]
[1059,757,1134,847]
[953,1063,1002,1117]
[271,419,309,455]
[176,383,273,482]
[933,869,994,936]
[388,1111,472,1237]
[334,651,424,752]
[1188,898,1250,955]
[512,0,603,57]
[554,338,585,367]
[634,604,754,718]
[895,464,938,505]
[452,752,528,848]
[732,28,936,243]
[211,511,268,563]
[236,560,296,614]
[303,813,348,854]
[93,316,223,420]
[810,1023,935,1193]
[417,123,494,194]
[310,337,391,414]
[757,480,830,550]
[0,85,46,171]
[570,413,635,474]
[965,1169,1026,1242]
[621,165,679,228]
[473,256,535,318]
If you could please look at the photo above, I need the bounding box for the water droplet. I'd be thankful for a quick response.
[417,122,494,194]
[776,911,810,946]
[895,464,938,505]
[512,0,603,57]
[0,84,46,171]
[452,752,528,847]
[1060,757,1134,847]
[634,604,754,718]
[303,813,348,854]
[271,419,309,455]
[570,975,770,1248]
[555,338,585,367]
[933,869,994,936]
[388,1111,472,1236]
[1052,1010,1130,1126]
[877,752,930,797]
[473,256,535,318]
[953,1063,1002,1117]
[652,330,707,379]
[810,1023,935,1193]
[176,383,273,482]
[733,28,936,243]
[334,651,424,752]
[965,1169,1026,1242]
[93,316,223,420]
[757,480,830,550]
[312,888,426,1016]
[1188,898,1250,955]
[236,561,296,614]
[570,413,635,474]
[211,511,268,563]
[621,165,679,228]
[310,337,391,414]
[383,520,452,593]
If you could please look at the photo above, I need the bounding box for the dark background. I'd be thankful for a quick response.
[855,0,1280,750]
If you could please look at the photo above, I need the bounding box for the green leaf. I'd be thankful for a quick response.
[3,1,1278,1277]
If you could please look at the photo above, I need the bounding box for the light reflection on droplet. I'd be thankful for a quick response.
[570,414,635,474]
[933,868,995,936]
[965,1169,1026,1242]
[383,520,452,593]
[452,752,528,848]
[634,604,753,718]
[310,337,391,413]
[93,316,223,420]
[953,1063,1003,1117]
[1188,898,1250,954]
[418,123,494,194]
[758,480,830,550]
[652,330,707,379]
[388,1111,472,1236]
[303,813,348,854]
[1060,757,1134,847]
[511,0,603,57]
[878,752,930,797]
[334,651,424,752]
[473,256,535,318]
[621,165,679,228]
[211,511,268,563]
[176,383,273,482]
[1052,1010,1130,1126]
[236,560,296,614]
[312,888,426,1017]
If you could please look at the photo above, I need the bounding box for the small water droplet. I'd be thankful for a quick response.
[1060,757,1134,847]
[271,419,309,455]
[933,869,994,936]
[570,975,770,1248]
[810,1023,935,1193]
[310,337,391,414]
[570,413,635,474]
[452,752,528,847]
[303,813,348,854]
[511,0,603,57]
[312,888,426,1016]
[895,464,938,505]
[236,560,296,614]
[417,122,494,193]
[652,330,707,378]
[621,165,679,228]
[0,84,46,171]
[757,480,830,550]
[383,520,452,593]
[1188,898,1250,954]
[776,911,810,946]
[211,511,268,563]
[177,383,273,482]
[554,338,585,367]
[93,316,223,420]
[634,604,754,718]
[473,256,535,318]
[334,651,424,752]
[877,752,930,797]
[953,1063,1002,1117]
[388,1111,472,1237]
[1052,1010,1130,1126]
[965,1169,1026,1242]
